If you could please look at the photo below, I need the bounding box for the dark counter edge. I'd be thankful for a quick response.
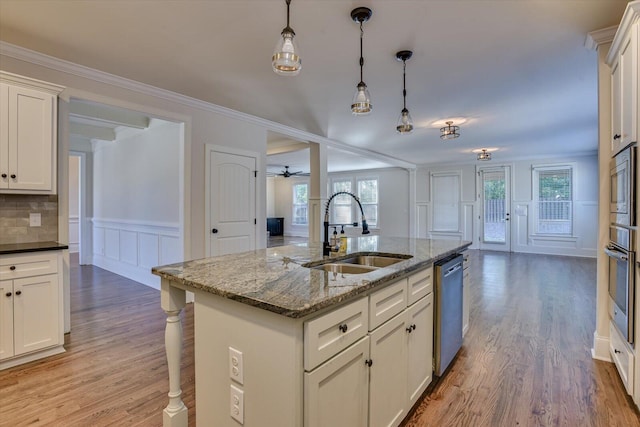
[0,241,69,255]
[153,242,472,319]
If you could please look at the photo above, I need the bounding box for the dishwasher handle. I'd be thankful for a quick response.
[444,263,462,278]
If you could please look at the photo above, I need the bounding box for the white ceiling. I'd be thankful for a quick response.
[0,0,628,170]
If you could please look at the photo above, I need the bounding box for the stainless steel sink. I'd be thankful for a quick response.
[338,255,407,268]
[311,263,378,274]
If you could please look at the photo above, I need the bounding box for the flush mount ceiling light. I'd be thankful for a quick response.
[477,149,491,161]
[351,7,373,115]
[440,121,460,140]
[272,0,302,76]
[395,50,413,134]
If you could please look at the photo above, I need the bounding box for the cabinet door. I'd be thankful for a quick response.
[406,294,433,408]
[304,337,369,427]
[611,58,622,154]
[7,85,55,191]
[13,273,60,356]
[0,280,14,360]
[0,83,8,189]
[619,25,637,150]
[369,313,408,427]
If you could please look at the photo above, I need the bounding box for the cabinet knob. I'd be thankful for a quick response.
[5,292,11,297]
[15,290,21,296]
[365,359,373,367]
[614,348,621,354]
[10,174,16,179]
[406,326,413,333]
[338,323,348,333]
[1,173,6,178]
[9,266,16,271]
[613,134,621,140]
[212,228,218,234]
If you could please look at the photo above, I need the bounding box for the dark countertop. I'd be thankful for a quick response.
[152,236,471,319]
[0,241,69,255]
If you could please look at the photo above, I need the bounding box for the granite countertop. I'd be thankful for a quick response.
[0,241,69,255]
[152,236,471,318]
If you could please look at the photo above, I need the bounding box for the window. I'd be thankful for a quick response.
[533,165,573,235]
[330,177,378,227]
[292,183,308,225]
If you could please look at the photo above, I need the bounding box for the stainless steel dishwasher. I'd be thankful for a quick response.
[434,253,464,376]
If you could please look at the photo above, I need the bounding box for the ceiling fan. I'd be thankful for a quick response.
[269,166,309,178]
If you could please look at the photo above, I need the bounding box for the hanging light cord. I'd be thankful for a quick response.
[359,21,364,83]
[402,60,407,110]
[285,0,291,30]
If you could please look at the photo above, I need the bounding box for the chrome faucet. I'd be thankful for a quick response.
[324,191,370,256]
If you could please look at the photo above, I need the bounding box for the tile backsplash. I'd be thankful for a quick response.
[0,194,58,245]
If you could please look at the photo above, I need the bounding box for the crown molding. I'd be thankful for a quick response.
[606,1,640,64]
[584,26,618,51]
[0,41,415,170]
[0,69,64,94]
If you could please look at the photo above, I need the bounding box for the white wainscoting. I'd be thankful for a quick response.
[68,215,80,253]
[91,218,182,289]
[510,200,597,258]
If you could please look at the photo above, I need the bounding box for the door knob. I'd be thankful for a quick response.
[212,228,218,234]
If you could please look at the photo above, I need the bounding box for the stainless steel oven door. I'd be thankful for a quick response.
[605,244,635,345]
[610,144,636,226]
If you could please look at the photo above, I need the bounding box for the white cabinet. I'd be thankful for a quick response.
[609,7,639,156]
[0,72,64,194]
[610,320,634,395]
[462,250,470,337]
[406,294,434,408]
[0,251,64,369]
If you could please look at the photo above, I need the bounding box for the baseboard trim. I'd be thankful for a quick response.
[591,331,611,362]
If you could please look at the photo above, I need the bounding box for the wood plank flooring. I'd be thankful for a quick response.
[0,251,639,426]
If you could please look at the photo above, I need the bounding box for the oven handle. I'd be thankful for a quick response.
[604,247,628,261]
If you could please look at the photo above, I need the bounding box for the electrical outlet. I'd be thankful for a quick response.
[229,347,244,384]
[29,213,41,227]
[230,384,244,424]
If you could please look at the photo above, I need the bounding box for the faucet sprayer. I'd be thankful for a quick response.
[323,191,370,256]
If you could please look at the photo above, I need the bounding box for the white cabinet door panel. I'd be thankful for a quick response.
[0,280,14,360]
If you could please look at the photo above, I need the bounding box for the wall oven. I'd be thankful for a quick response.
[610,143,636,227]
[606,225,636,345]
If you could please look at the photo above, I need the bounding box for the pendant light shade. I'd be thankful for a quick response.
[440,121,460,139]
[351,7,373,115]
[395,50,414,134]
[272,0,301,76]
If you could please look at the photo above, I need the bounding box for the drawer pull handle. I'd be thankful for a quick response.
[9,266,16,271]
[338,324,348,333]
[614,349,622,354]
[5,292,11,297]
[15,290,21,296]
[365,359,373,367]
[406,324,417,333]
[613,134,621,140]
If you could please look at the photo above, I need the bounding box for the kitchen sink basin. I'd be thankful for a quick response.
[311,263,378,274]
[338,255,408,268]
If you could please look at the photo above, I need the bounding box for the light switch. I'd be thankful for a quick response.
[29,213,41,227]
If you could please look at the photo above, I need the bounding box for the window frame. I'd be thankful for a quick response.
[532,163,574,236]
[329,175,379,228]
[291,182,309,225]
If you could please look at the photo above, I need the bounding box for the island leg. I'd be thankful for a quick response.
[161,280,188,427]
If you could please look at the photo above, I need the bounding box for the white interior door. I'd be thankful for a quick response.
[208,149,257,257]
[478,166,511,252]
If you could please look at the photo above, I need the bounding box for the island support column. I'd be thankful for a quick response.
[161,279,188,427]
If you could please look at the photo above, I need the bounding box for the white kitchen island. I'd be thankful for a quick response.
[153,236,470,427]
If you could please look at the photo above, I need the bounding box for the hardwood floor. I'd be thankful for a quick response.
[0,251,639,426]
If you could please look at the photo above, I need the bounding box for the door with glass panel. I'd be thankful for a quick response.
[478,167,511,251]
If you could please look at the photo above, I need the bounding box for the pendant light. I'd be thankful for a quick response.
[351,7,373,115]
[440,121,460,139]
[272,0,302,76]
[395,50,414,134]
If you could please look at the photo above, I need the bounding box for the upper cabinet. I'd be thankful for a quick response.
[608,3,640,156]
[0,72,64,194]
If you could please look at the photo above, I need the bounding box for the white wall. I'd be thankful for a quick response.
[269,167,411,238]
[417,154,599,257]
[90,119,183,288]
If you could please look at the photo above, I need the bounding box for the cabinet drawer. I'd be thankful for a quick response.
[304,297,368,371]
[0,252,58,280]
[407,267,433,306]
[369,279,407,331]
[609,321,634,395]
[462,251,470,270]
